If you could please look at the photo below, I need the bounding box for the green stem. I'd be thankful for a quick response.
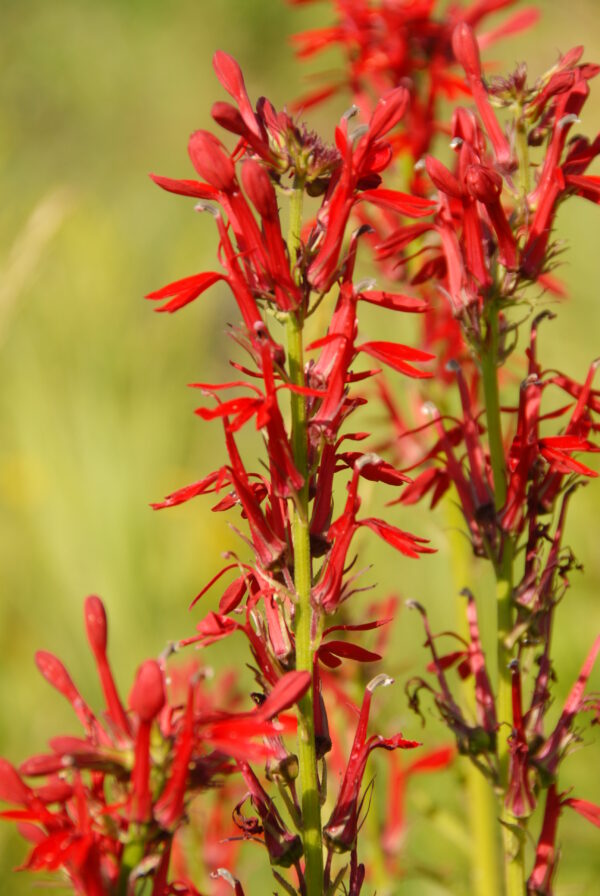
[445,496,502,895]
[118,836,145,896]
[480,305,507,512]
[480,303,524,895]
[467,769,504,894]
[286,177,324,896]
[496,536,524,896]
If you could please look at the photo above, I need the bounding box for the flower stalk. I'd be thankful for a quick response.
[480,303,523,894]
[480,301,514,767]
[286,177,325,896]
[446,496,502,895]
[117,838,145,896]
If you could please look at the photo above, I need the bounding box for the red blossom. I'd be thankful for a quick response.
[0,599,309,894]
[323,674,419,852]
[527,785,600,894]
[291,0,536,166]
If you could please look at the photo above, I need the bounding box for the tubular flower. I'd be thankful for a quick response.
[323,675,419,853]
[405,598,497,764]
[527,784,600,895]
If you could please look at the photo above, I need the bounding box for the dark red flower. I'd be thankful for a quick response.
[291,0,537,166]
[0,599,309,894]
[323,674,419,852]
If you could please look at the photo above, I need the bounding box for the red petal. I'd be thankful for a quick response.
[188,130,236,191]
[0,759,31,806]
[400,467,446,507]
[426,156,462,198]
[149,173,218,200]
[564,797,600,828]
[256,671,311,720]
[212,51,261,141]
[146,271,225,313]
[128,660,165,722]
[318,640,381,668]
[339,452,410,486]
[151,467,229,510]
[368,87,409,140]
[361,188,436,217]
[452,23,481,79]
[357,290,428,313]
[194,611,239,645]
[478,9,542,51]
[407,745,455,774]
[219,576,248,614]
[359,341,435,379]
[566,173,600,203]
[361,517,435,558]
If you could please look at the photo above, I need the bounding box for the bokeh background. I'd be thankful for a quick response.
[1,1,599,893]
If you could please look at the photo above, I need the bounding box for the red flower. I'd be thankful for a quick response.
[505,661,536,818]
[0,598,310,894]
[527,784,600,894]
[236,761,303,867]
[323,674,419,852]
[291,0,537,166]
[533,634,600,778]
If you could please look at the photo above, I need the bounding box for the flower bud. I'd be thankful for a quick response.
[84,594,107,657]
[188,130,236,192]
[241,159,278,220]
[128,660,166,723]
[265,752,299,784]
[35,651,79,702]
[211,100,246,136]
[465,164,502,204]
[452,23,481,80]
[425,155,462,198]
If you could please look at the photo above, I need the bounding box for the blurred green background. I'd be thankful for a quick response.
[1,1,599,893]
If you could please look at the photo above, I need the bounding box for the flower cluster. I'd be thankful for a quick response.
[145,50,435,894]
[0,42,450,896]
[0,596,310,894]
[290,0,539,168]
[299,13,600,892]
